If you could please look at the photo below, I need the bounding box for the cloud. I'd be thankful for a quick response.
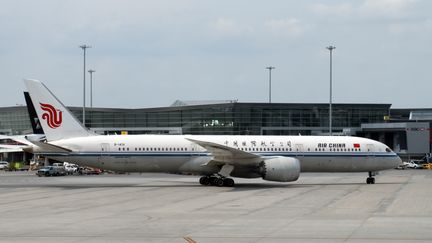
[212,18,254,37]
[309,3,353,16]
[388,19,432,34]
[264,18,306,37]
[361,0,417,17]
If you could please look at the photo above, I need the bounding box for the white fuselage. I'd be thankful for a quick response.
[38,135,401,178]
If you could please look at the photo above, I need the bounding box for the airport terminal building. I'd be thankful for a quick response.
[1,101,431,160]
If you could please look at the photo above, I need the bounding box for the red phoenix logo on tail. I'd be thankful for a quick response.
[40,103,63,129]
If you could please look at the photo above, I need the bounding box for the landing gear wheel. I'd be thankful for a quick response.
[199,176,210,186]
[366,171,376,184]
[223,178,235,187]
[209,176,218,186]
[201,175,235,187]
[215,178,225,187]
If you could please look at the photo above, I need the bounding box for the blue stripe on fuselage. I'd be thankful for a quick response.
[37,151,399,158]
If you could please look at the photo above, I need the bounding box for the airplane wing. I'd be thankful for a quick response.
[186,138,263,166]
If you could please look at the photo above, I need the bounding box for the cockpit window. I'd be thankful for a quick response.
[385,147,392,153]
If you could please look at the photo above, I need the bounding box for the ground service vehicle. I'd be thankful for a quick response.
[0,161,9,170]
[37,166,66,177]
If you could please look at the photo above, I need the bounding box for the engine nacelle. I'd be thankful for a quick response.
[260,157,300,182]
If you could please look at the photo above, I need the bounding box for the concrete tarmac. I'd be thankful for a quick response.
[0,169,432,242]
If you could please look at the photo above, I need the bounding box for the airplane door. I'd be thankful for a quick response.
[99,143,110,167]
[366,144,375,159]
[295,144,304,157]
[366,144,376,167]
[190,143,198,155]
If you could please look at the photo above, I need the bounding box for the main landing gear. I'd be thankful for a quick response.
[366,171,376,184]
[199,176,235,187]
[200,164,235,187]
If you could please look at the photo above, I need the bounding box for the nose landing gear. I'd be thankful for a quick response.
[366,171,376,184]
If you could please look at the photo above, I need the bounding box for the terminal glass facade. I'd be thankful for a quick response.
[0,103,390,136]
[76,103,389,135]
[0,107,33,135]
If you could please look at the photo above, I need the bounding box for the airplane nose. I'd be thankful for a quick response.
[394,155,403,167]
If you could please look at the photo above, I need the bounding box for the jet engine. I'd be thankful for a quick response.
[260,157,300,182]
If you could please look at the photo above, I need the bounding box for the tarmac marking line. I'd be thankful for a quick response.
[183,236,196,243]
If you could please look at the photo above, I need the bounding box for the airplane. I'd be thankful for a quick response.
[0,92,46,154]
[24,79,402,186]
[0,134,45,152]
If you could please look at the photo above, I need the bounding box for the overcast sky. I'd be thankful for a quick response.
[1,0,431,108]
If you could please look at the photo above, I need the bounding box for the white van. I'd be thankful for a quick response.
[0,161,9,170]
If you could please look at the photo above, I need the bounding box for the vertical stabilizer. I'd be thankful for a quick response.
[24,79,95,141]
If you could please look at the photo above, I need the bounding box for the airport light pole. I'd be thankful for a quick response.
[88,69,96,108]
[266,66,275,103]
[326,45,336,136]
[79,44,91,126]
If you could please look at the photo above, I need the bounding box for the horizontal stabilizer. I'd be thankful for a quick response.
[0,145,27,153]
[28,141,72,153]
